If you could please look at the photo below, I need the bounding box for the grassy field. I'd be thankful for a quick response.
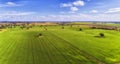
[0,25,120,64]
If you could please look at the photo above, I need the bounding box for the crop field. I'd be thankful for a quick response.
[0,23,120,64]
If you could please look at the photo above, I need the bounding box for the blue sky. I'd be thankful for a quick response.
[0,0,120,21]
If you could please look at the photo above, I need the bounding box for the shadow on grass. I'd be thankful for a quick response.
[94,36,105,38]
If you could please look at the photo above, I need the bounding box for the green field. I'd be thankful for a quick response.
[0,25,120,64]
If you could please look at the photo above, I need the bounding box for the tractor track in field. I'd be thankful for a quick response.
[41,38,54,64]
[32,38,41,64]
[45,36,72,64]
[40,38,54,64]
[48,32,107,64]
[41,37,66,64]
[2,36,21,64]
[0,38,17,59]
[41,36,70,64]
[38,39,47,64]
[0,35,18,57]
[45,35,90,64]
[30,38,35,64]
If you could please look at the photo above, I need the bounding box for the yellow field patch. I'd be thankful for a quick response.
[0,29,7,33]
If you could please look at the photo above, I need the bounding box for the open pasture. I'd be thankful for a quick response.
[0,22,120,64]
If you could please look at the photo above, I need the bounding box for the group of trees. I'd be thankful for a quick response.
[19,23,34,30]
[0,25,5,29]
[0,23,32,30]
[0,24,14,29]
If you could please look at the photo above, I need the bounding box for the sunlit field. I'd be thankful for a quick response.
[0,22,120,64]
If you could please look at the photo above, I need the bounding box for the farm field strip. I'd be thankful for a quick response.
[46,32,105,64]
[37,33,69,64]
[44,35,71,64]
[0,34,20,64]
[49,27,120,63]
[41,38,63,64]
[45,35,84,64]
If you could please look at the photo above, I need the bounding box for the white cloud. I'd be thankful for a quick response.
[0,2,22,7]
[60,0,85,12]
[70,7,79,12]
[73,0,85,6]
[106,7,120,13]
[0,11,35,16]
[60,0,85,7]
[60,3,72,7]
[6,2,17,6]
[1,13,120,21]
[90,10,98,13]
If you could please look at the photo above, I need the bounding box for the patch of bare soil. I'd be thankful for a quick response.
[115,62,120,64]
[38,36,43,38]
[98,61,105,64]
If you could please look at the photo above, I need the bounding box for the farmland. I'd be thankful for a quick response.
[0,22,120,64]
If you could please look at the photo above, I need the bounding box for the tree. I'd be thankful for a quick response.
[0,25,5,29]
[79,28,82,31]
[62,26,64,29]
[39,33,42,36]
[36,33,42,37]
[99,33,105,37]
[20,26,24,30]
[20,25,25,30]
